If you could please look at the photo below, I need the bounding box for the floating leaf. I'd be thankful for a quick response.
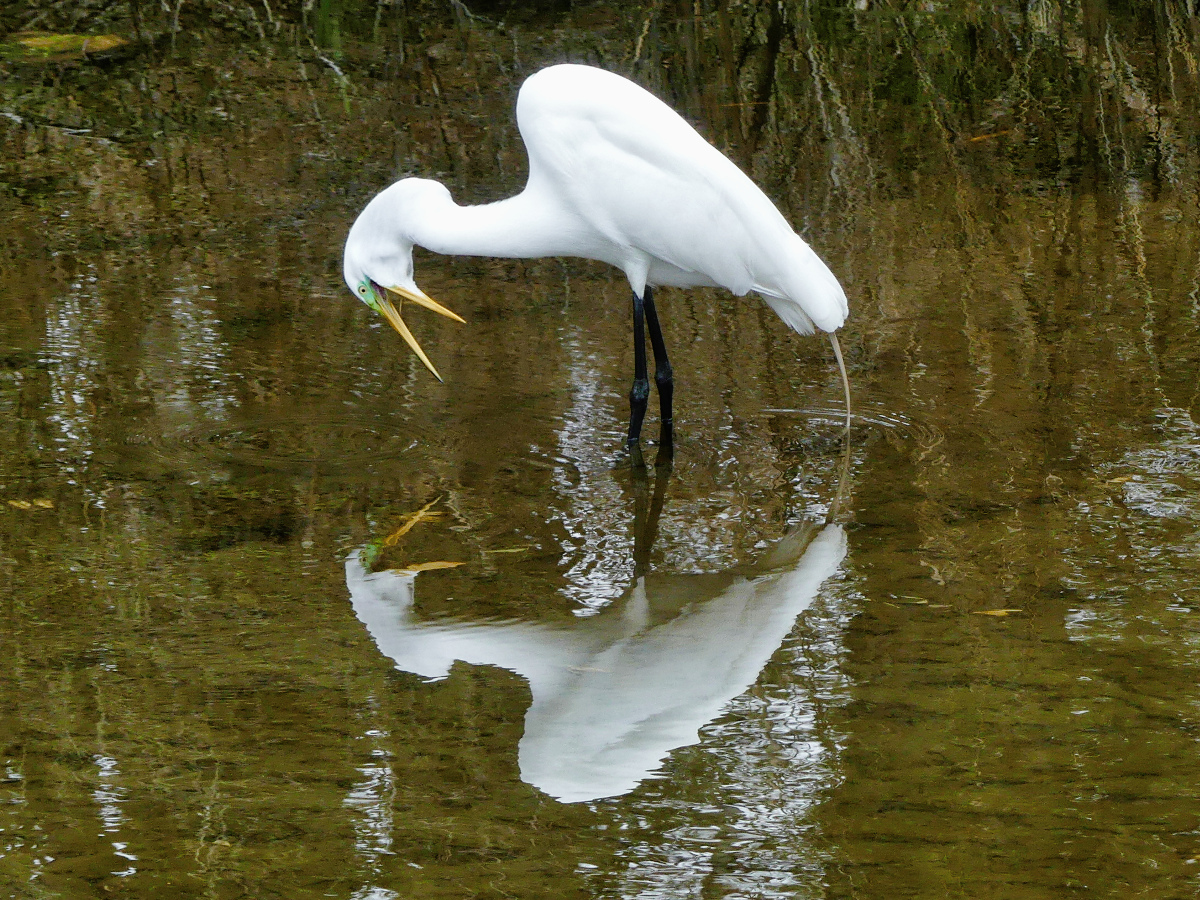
[4,499,49,510]
[383,495,446,546]
[966,129,1012,142]
[482,546,530,555]
[1,32,131,65]
[973,608,1023,617]
[390,560,464,574]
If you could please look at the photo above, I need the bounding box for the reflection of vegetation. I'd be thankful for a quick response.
[4,1,1192,190]
[1,3,1199,898]
[1,0,1196,580]
[309,0,342,52]
[648,1,1199,196]
[1,0,1195,593]
[0,0,432,42]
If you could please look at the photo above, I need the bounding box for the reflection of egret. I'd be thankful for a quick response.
[346,516,846,803]
[342,63,851,459]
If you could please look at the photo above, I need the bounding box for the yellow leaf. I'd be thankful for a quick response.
[3,32,130,64]
[966,129,1012,142]
[391,560,464,573]
[482,546,530,555]
[383,496,446,546]
[18,33,127,53]
[6,500,32,510]
[32,499,54,509]
[973,608,1023,617]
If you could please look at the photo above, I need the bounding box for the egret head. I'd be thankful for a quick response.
[343,179,464,382]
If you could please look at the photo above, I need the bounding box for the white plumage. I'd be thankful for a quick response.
[345,521,848,802]
[343,63,851,446]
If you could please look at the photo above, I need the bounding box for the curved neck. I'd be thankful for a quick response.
[407,185,583,261]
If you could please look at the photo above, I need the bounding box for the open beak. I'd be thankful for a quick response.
[370,282,465,382]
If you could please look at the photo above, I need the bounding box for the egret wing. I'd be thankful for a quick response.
[517,65,796,296]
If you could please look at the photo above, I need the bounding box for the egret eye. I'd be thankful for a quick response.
[358,285,367,294]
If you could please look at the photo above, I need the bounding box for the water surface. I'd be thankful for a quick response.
[2,2,1200,898]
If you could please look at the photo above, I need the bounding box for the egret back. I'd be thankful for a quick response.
[515,64,848,335]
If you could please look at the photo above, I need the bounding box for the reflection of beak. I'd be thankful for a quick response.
[371,283,465,382]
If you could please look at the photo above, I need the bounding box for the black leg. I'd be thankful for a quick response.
[628,289,649,465]
[642,286,674,459]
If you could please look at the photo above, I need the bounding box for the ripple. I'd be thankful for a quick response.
[164,416,424,474]
[763,404,913,431]
[1119,408,1200,525]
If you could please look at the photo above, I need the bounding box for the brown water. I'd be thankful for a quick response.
[3,2,1200,897]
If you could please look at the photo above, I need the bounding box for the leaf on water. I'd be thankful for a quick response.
[3,497,59,511]
[24,34,124,52]
[966,129,1012,142]
[2,32,131,64]
[390,560,464,573]
[973,608,1023,617]
[382,495,446,546]
[482,546,530,555]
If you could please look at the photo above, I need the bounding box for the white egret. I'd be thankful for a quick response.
[342,63,851,456]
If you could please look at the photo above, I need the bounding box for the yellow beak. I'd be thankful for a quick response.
[374,285,465,383]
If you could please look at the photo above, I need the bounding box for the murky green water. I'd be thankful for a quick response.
[3,1,1200,897]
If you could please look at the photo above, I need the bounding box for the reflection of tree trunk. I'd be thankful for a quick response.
[744,0,784,158]
[713,1,744,151]
[129,0,144,42]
